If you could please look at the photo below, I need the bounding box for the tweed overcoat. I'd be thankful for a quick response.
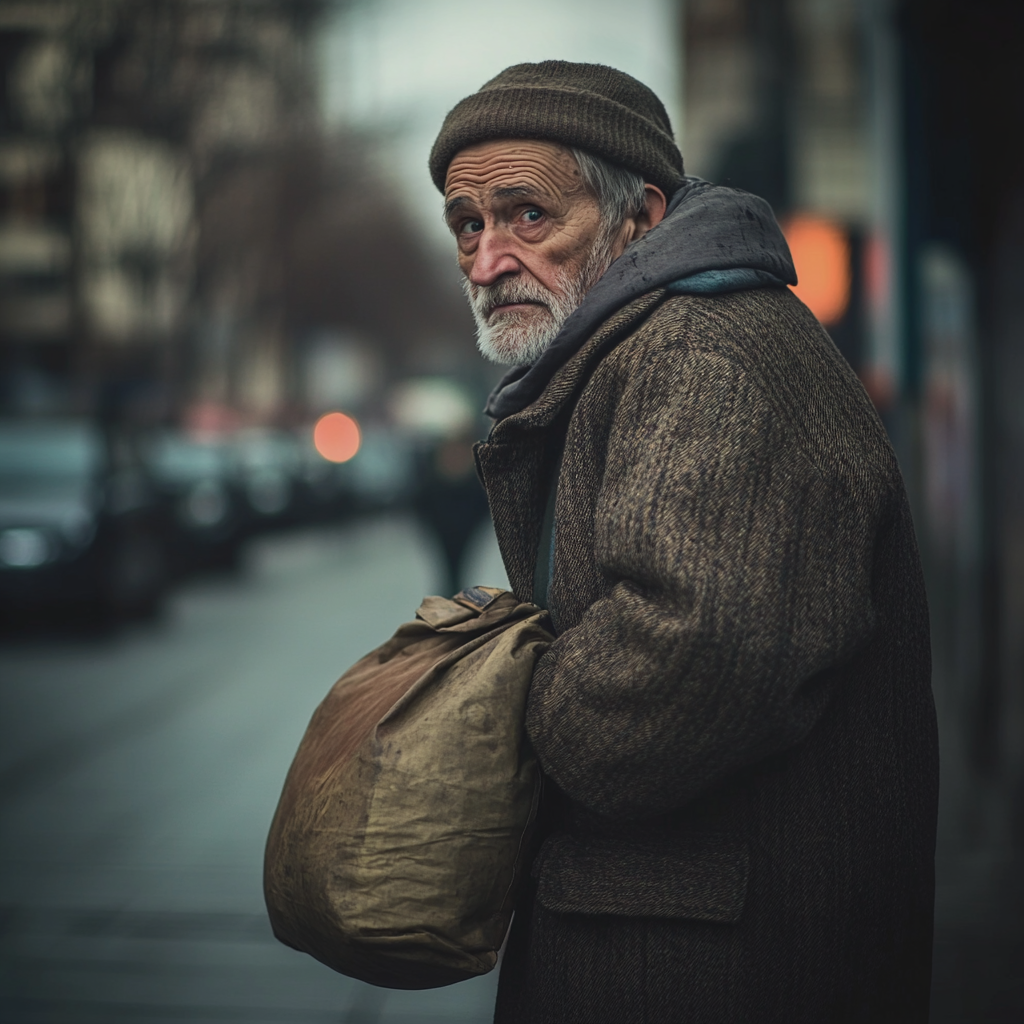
[476,285,939,1023]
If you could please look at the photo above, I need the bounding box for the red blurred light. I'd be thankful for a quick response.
[781,214,852,326]
[314,412,361,463]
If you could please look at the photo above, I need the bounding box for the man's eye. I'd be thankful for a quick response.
[522,209,543,223]
[460,219,484,235]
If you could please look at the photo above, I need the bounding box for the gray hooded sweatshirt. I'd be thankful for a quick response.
[484,178,797,421]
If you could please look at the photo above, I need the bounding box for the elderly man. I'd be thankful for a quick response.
[430,62,938,1023]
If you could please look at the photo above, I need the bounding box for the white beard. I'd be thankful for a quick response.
[463,233,617,366]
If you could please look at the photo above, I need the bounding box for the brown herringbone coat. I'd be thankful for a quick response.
[476,286,939,1023]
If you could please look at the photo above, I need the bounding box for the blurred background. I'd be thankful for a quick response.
[0,0,1020,1021]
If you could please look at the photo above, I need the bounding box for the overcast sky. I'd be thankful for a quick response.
[317,0,682,247]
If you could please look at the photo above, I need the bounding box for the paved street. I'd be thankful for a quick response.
[0,515,508,1024]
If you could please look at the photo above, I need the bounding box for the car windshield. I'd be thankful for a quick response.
[0,421,103,489]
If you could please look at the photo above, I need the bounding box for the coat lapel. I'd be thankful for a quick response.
[475,291,667,602]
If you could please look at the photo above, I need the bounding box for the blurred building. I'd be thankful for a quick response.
[0,0,317,420]
[0,0,474,427]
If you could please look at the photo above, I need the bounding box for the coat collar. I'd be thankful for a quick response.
[486,290,668,443]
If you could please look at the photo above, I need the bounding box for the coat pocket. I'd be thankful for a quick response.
[533,832,749,923]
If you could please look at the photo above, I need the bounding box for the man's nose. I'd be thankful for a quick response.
[468,228,521,287]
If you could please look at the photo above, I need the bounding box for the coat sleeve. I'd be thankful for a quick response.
[525,346,884,820]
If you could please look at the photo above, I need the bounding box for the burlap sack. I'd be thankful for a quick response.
[264,586,552,989]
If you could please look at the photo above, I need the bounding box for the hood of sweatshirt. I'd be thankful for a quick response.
[484,177,797,420]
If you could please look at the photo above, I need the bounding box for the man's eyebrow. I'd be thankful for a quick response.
[443,195,469,221]
[492,185,550,201]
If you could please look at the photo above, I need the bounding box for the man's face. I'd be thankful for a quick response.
[444,139,615,365]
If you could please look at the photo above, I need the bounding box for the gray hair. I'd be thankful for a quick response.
[569,147,648,232]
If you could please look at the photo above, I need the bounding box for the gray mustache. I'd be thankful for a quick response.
[470,280,555,319]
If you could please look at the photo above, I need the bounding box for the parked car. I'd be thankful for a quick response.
[230,428,302,533]
[144,430,244,573]
[0,418,167,625]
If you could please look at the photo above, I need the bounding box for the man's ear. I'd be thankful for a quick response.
[634,184,667,240]
[611,184,669,259]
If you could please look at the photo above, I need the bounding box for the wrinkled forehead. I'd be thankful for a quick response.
[443,139,584,207]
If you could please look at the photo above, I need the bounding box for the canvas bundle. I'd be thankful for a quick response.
[263,586,552,989]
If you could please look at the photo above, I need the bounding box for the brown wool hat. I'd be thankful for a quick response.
[429,61,684,196]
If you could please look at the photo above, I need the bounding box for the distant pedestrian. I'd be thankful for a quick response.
[411,429,490,596]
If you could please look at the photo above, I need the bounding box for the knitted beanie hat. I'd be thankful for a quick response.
[429,61,684,196]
